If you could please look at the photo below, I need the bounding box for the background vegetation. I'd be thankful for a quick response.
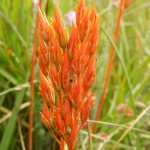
[0,0,150,149]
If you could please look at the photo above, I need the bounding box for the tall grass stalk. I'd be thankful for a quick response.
[29,1,42,150]
[93,0,126,133]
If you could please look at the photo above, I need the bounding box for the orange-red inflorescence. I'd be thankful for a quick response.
[38,0,100,149]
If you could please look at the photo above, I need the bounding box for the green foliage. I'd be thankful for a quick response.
[0,0,150,149]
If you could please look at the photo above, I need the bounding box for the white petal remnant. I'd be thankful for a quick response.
[64,11,76,25]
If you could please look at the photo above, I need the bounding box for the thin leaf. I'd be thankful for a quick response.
[0,90,25,150]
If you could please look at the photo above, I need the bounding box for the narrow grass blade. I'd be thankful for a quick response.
[0,67,18,85]
[0,80,37,97]
[0,83,9,106]
[0,90,25,150]
[100,25,135,113]
[0,11,27,47]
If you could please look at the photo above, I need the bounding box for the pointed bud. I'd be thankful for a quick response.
[40,72,55,106]
[40,101,52,130]
[38,7,49,42]
[76,0,85,25]
[38,38,49,65]
[55,111,65,134]
[62,51,70,90]
[53,5,67,49]
[81,93,93,123]
[63,99,71,127]
[49,65,61,91]
[83,55,96,92]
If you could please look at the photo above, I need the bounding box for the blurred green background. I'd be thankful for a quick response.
[0,0,150,149]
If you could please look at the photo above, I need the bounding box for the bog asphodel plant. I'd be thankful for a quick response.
[38,0,100,149]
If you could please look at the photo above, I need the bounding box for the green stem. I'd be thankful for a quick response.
[100,25,136,114]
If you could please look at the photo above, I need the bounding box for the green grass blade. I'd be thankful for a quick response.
[0,67,18,85]
[0,90,25,150]
[0,80,37,97]
[100,25,136,113]
[0,83,9,106]
[0,11,27,47]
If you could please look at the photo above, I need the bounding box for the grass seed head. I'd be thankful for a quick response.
[38,0,100,149]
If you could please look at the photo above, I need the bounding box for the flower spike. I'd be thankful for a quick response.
[38,0,100,149]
